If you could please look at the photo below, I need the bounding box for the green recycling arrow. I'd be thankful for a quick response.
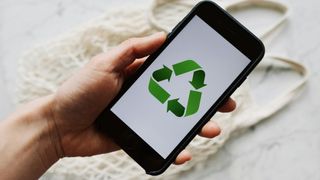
[148,59,206,117]
[148,78,170,104]
[189,70,206,89]
[185,90,202,116]
[173,59,201,76]
[152,65,173,82]
[167,98,185,117]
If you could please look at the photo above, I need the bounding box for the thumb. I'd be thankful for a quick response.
[92,32,166,72]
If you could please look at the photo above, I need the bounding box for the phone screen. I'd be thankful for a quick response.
[111,15,251,158]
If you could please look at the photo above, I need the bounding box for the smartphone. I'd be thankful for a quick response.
[95,0,264,175]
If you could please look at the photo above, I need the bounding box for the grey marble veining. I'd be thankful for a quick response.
[0,0,320,179]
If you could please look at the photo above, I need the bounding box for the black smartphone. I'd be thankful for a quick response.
[96,0,264,175]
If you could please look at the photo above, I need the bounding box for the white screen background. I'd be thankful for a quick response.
[111,16,250,158]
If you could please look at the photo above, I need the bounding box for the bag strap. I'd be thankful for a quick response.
[235,54,309,129]
[148,0,220,32]
[148,0,289,40]
[224,0,289,40]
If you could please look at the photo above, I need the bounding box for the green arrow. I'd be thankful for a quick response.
[185,90,202,116]
[167,98,185,117]
[152,65,173,82]
[189,70,206,90]
[148,78,170,104]
[172,60,201,76]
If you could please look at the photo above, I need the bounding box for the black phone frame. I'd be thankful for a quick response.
[95,0,265,175]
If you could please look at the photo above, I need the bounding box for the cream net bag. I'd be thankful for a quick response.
[16,0,308,179]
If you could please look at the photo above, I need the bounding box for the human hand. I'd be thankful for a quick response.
[49,32,236,164]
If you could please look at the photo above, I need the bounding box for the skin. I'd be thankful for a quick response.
[0,32,236,179]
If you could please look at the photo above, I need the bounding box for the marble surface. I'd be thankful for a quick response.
[0,0,320,179]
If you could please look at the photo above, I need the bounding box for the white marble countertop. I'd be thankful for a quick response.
[1,0,320,179]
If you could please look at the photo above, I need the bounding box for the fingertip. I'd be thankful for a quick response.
[152,31,167,43]
[106,32,167,72]
[199,121,221,138]
[218,98,236,112]
[157,31,167,37]
[174,150,192,165]
[149,31,166,39]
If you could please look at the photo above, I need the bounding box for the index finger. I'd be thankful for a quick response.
[218,98,236,112]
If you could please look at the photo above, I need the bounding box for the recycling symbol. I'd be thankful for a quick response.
[148,60,206,117]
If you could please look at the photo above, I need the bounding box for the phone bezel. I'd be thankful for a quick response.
[95,0,265,175]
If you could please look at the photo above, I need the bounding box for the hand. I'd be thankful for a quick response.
[50,32,236,164]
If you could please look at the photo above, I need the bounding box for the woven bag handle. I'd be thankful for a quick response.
[224,0,289,40]
[234,55,309,129]
[148,0,288,38]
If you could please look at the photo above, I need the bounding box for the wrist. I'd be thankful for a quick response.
[33,94,65,166]
[0,95,63,179]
